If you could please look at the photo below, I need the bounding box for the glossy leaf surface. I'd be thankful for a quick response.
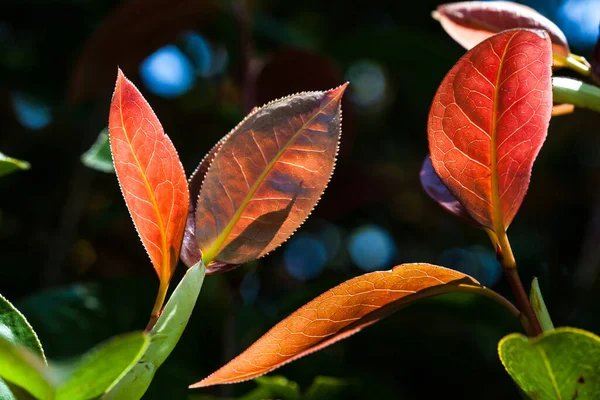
[0,294,45,362]
[0,152,30,177]
[420,155,478,226]
[0,336,54,400]
[81,128,115,173]
[56,331,149,400]
[433,1,569,58]
[102,261,205,400]
[499,327,600,399]
[428,29,552,231]
[196,84,347,269]
[109,69,189,283]
[191,263,480,387]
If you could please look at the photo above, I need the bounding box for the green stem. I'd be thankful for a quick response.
[146,279,169,332]
[553,53,591,77]
[553,77,600,113]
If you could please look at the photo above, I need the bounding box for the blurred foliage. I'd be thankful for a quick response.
[1,0,600,398]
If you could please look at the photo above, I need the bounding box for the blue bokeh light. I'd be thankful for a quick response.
[284,233,327,281]
[183,32,213,77]
[139,45,196,98]
[240,269,260,305]
[12,93,52,130]
[347,224,396,271]
[345,60,387,108]
[556,0,600,49]
[437,245,502,287]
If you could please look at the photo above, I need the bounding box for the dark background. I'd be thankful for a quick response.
[1,0,600,398]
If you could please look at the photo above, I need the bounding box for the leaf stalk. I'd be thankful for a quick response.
[490,230,543,337]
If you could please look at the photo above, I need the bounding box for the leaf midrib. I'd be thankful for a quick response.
[118,84,169,280]
[490,32,517,235]
[536,346,561,399]
[201,92,342,264]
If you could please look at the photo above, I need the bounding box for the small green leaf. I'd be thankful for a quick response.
[304,376,347,400]
[0,293,45,362]
[81,128,114,173]
[0,152,30,177]
[0,336,55,400]
[254,376,300,400]
[102,261,206,400]
[56,331,149,400]
[529,278,554,332]
[499,327,600,399]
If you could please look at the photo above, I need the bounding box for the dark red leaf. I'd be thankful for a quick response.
[195,84,347,271]
[434,1,569,59]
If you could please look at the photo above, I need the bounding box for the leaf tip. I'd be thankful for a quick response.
[328,81,349,98]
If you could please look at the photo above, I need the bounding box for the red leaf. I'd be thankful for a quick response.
[434,1,569,58]
[195,84,347,271]
[420,155,479,227]
[428,29,552,231]
[109,69,189,283]
[190,263,481,387]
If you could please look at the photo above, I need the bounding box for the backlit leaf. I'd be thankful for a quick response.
[433,1,569,59]
[109,69,189,284]
[420,155,479,226]
[102,262,205,399]
[195,84,347,271]
[498,327,600,399]
[56,331,149,400]
[81,128,115,173]
[181,136,230,268]
[427,29,552,231]
[190,263,481,387]
[0,152,30,177]
[0,336,55,400]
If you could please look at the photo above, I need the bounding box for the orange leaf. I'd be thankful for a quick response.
[428,29,552,231]
[433,1,569,59]
[109,69,189,284]
[195,84,347,271]
[190,263,481,387]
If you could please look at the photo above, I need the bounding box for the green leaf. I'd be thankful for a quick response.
[304,376,347,400]
[102,261,206,400]
[56,331,149,400]
[81,128,114,173]
[0,336,55,400]
[499,327,600,399]
[0,293,45,362]
[0,152,30,177]
[254,376,300,400]
[529,278,554,332]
